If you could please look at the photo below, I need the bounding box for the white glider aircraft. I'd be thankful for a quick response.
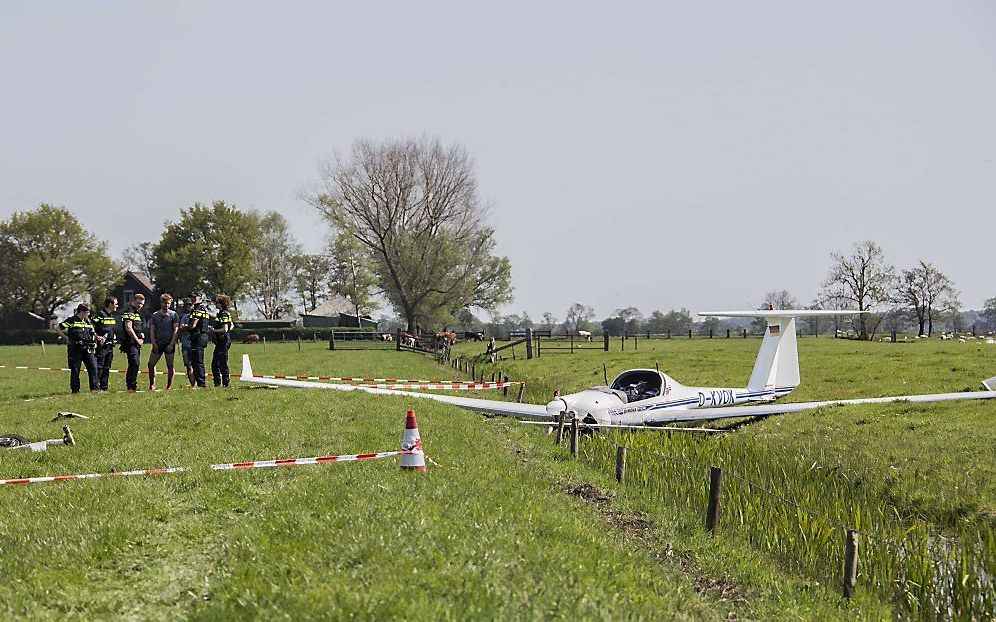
[239,310,996,429]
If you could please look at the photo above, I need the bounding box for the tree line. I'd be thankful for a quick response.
[483,240,995,339]
[0,137,514,331]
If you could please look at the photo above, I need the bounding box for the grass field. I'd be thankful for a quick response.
[1,337,993,619]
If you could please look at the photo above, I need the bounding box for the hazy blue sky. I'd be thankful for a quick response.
[2,1,994,319]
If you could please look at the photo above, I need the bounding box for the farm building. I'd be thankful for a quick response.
[300,296,377,329]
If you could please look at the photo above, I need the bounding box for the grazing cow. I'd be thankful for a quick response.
[434,331,458,347]
[380,333,393,342]
[400,333,417,348]
[242,334,261,344]
[578,329,592,342]
[464,331,485,342]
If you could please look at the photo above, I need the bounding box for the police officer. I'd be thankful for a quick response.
[120,294,147,392]
[92,296,119,391]
[210,294,234,387]
[185,291,211,388]
[55,303,99,393]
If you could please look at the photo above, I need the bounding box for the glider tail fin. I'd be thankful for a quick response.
[241,354,253,381]
[698,310,866,392]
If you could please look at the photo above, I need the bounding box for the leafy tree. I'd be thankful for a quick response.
[982,297,996,331]
[328,231,380,319]
[248,212,301,319]
[541,312,557,332]
[646,308,693,335]
[305,137,513,332]
[820,240,895,340]
[151,201,259,303]
[293,253,331,314]
[698,316,721,335]
[0,204,118,319]
[896,261,959,336]
[564,303,595,334]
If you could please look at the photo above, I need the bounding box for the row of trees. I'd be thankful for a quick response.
[0,137,516,332]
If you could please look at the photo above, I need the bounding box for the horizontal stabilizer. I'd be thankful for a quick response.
[698,310,867,318]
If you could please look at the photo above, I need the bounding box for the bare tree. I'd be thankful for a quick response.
[564,303,595,334]
[820,240,895,340]
[248,212,300,319]
[753,290,798,332]
[304,137,512,331]
[121,242,156,276]
[896,261,960,336]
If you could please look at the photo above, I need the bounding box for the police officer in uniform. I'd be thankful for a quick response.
[210,294,234,387]
[120,294,147,392]
[54,303,99,393]
[185,292,211,388]
[92,296,119,391]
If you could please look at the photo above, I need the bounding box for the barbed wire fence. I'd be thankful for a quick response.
[558,427,994,619]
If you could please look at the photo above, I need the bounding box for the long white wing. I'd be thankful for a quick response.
[239,355,552,420]
[640,389,996,423]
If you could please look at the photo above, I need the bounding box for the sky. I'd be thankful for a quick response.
[1,1,994,320]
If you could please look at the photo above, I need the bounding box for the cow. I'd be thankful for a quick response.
[578,329,592,342]
[435,331,458,347]
[464,331,485,342]
[380,333,394,341]
[399,333,417,348]
[242,334,261,344]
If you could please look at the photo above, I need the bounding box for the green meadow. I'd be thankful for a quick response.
[0,337,993,619]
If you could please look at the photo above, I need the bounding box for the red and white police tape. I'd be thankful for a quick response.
[210,450,414,471]
[0,366,514,390]
[1,412,426,486]
[0,467,186,486]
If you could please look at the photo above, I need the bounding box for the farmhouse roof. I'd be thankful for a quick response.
[302,295,353,317]
[128,271,155,292]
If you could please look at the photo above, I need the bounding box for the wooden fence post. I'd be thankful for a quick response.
[743,328,747,339]
[502,374,509,397]
[709,329,713,339]
[667,330,671,339]
[570,333,574,354]
[396,329,401,351]
[603,332,609,351]
[726,328,730,339]
[525,327,534,359]
[537,335,542,358]
[555,413,566,445]
[297,337,301,351]
[263,336,267,352]
[843,530,858,598]
[634,334,638,351]
[616,446,626,483]
[620,334,624,351]
[706,466,723,533]
[688,329,692,339]
[570,418,579,457]
[516,383,525,403]
[472,363,476,380]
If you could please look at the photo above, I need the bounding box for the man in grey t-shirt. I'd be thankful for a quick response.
[147,293,180,390]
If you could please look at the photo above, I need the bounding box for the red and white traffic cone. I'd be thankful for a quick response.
[400,409,426,472]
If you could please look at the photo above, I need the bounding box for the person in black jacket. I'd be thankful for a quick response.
[210,294,234,387]
[185,292,211,388]
[91,296,119,391]
[54,303,99,393]
[120,294,147,392]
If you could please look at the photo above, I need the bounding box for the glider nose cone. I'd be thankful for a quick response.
[546,398,569,417]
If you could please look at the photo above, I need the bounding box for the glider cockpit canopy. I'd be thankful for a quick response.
[609,369,664,403]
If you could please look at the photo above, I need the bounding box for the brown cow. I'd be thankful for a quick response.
[242,334,261,344]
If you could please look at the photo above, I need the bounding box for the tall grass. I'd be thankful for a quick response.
[582,431,996,620]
